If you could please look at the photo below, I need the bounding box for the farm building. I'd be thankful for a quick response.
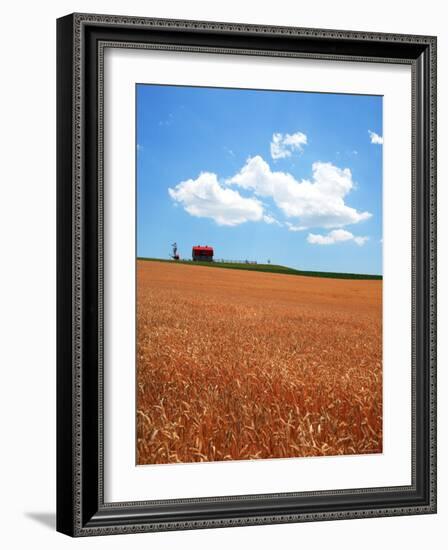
[192,245,214,262]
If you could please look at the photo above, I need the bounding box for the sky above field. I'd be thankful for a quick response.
[136,84,383,275]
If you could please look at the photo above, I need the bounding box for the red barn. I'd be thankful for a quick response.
[192,245,214,262]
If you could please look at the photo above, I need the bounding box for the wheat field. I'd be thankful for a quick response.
[137,260,382,465]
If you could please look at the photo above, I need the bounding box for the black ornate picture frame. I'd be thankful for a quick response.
[57,13,437,537]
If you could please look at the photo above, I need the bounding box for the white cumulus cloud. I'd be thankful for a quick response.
[168,172,264,226]
[307,229,368,246]
[368,130,383,145]
[270,132,307,160]
[227,155,371,229]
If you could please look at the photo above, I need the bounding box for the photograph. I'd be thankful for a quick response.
[0,0,442,543]
[54,10,436,537]
[135,84,384,465]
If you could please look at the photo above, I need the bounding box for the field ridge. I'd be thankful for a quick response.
[137,257,382,280]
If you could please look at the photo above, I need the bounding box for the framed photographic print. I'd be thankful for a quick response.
[56,13,437,536]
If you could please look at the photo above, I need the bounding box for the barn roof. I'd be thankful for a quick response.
[192,246,214,251]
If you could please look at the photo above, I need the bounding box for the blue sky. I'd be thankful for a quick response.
[136,84,383,275]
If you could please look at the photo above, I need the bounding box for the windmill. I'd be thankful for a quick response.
[170,242,180,261]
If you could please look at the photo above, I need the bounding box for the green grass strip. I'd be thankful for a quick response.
[137,257,382,280]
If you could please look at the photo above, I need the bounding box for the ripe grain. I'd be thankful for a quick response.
[136,261,382,464]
